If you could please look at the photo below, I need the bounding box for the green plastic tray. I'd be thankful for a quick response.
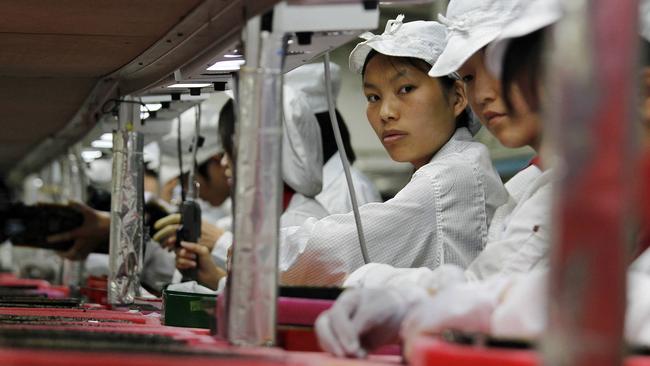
[162,289,217,329]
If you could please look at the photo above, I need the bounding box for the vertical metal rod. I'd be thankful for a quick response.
[226,29,287,346]
[323,54,369,264]
[543,1,639,365]
[108,97,145,305]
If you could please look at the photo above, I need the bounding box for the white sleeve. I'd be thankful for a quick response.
[278,171,440,286]
[141,239,176,292]
[465,182,553,281]
[211,231,233,269]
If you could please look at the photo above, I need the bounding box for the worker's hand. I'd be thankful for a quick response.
[175,241,226,290]
[315,286,427,358]
[47,201,110,261]
[152,214,224,251]
[400,276,512,361]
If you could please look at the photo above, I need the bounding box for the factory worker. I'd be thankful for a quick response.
[284,62,382,214]
[157,93,231,222]
[275,16,507,287]
[316,0,560,357]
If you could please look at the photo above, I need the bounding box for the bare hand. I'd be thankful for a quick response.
[176,241,227,290]
[47,201,110,261]
[152,214,224,251]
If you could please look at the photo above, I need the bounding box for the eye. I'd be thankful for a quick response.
[461,74,475,83]
[366,94,380,103]
[398,85,415,94]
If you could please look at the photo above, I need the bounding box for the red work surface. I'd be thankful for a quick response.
[410,337,539,366]
[277,297,333,326]
[0,307,160,325]
[0,344,399,366]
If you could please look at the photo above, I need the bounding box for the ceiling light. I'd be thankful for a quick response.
[141,103,162,112]
[91,140,113,149]
[81,150,102,162]
[100,133,113,141]
[167,83,212,88]
[207,59,245,71]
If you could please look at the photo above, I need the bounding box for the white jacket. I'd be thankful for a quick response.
[315,155,382,215]
[211,159,381,269]
[279,128,507,286]
[344,163,555,288]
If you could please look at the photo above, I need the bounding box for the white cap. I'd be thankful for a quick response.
[158,93,229,185]
[281,85,323,197]
[349,15,448,74]
[222,85,323,197]
[143,141,160,171]
[285,62,341,114]
[429,0,521,77]
[485,0,563,79]
[642,0,650,43]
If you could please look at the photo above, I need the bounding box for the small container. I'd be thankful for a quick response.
[162,289,217,329]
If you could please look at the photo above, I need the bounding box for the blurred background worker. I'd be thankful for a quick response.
[284,62,382,215]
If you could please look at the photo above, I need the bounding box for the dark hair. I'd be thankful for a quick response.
[362,50,470,129]
[314,110,356,163]
[501,29,547,113]
[218,99,236,158]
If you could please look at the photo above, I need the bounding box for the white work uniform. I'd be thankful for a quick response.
[315,155,382,215]
[279,128,508,286]
[345,163,554,288]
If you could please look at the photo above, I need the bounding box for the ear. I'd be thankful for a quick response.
[451,80,469,118]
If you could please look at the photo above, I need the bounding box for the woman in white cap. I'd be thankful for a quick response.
[315,0,562,358]
[277,16,507,286]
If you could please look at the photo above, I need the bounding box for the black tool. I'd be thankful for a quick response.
[1,203,92,252]
[176,104,203,282]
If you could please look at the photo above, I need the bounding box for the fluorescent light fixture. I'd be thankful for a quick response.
[91,140,113,149]
[167,83,211,88]
[224,53,242,58]
[141,103,162,112]
[140,111,150,120]
[81,150,102,162]
[100,133,113,141]
[207,59,245,71]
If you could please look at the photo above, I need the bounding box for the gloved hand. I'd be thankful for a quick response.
[344,263,466,293]
[175,241,227,290]
[315,286,427,358]
[401,276,511,360]
[152,214,224,251]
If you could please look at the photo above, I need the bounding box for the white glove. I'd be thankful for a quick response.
[625,272,650,346]
[344,263,466,292]
[491,270,547,339]
[315,286,427,358]
[401,276,511,360]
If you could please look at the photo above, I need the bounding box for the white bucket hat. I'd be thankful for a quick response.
[349,15,448,74]
[285,62,341,113]
[428,0,522,77]
[224,86,323,197]
[642,0,650,42]
[158,93,228,185]
[485,0,563,79]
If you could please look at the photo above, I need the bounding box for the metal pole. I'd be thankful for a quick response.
[225,24,288,345]
[108,96,145,305]
[543,0,639,365]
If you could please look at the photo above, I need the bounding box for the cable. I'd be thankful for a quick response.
[176,115,185,202]
[323,53,370,264]
[187,105,201,200]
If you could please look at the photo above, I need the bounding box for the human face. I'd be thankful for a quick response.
[363,54,466,170]
[458,51,541,151]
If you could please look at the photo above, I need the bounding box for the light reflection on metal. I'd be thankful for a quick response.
[226,30,288,347]
[108,99,145,305]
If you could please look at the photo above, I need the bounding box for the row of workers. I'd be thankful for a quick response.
[41,0,650,355]
[314,0,650,360]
